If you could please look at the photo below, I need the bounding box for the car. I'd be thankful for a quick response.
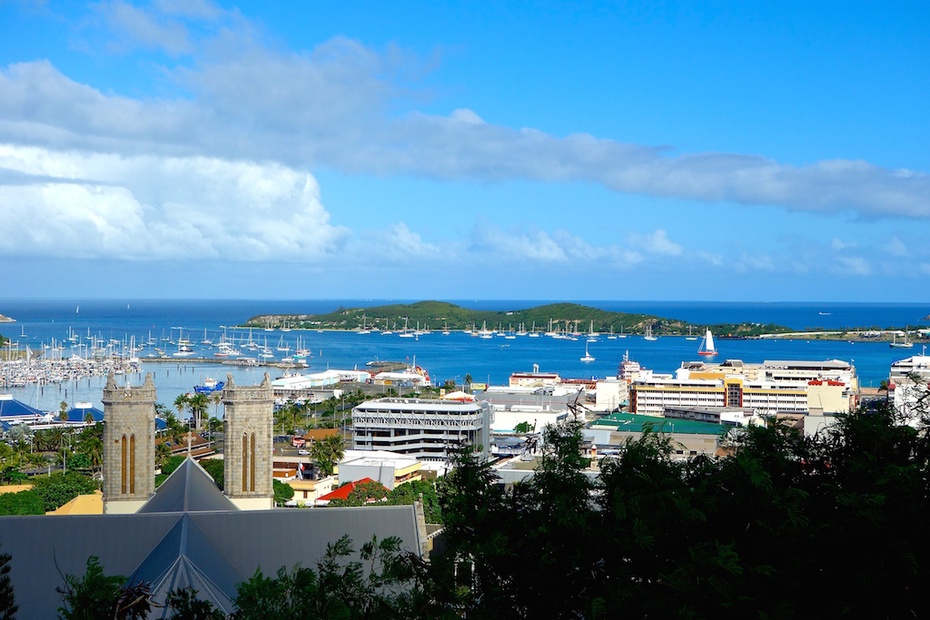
[298,449,309,455]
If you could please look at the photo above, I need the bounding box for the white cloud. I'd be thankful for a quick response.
[449,109,484,125]
[0,25,928,221]
[628,228,682,257]
[831,238,856,251]
[370,222,442,261]
[476,226,568,262]
[885,236,908,257]
[733,252,775,273]
[0,144,349,261]
[836,256,872,277]
[697,251,723,266]
[94,0,194,56]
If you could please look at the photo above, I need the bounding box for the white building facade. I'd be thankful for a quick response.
[352,397,492,462]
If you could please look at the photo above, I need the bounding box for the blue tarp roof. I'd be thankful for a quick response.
[0,398,44,418]
[68,405,104,422]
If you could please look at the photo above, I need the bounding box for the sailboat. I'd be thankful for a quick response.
[685,326,698,341]
[890,328,914,349]
[644,325,657,341]
[585,320,599,342]
[399,317,415,338]
[698,329,718,356]
[580,341,595,362]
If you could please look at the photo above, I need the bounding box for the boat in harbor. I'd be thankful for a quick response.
[698,329,718,356]
[890,329,914,349]
[194,377,225,394]
[644,325,657,341]
[580,341,595,363]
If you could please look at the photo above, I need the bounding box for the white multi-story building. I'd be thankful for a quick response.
[629,358,858,417]
[351,397,492,462]
[888,354,930,423]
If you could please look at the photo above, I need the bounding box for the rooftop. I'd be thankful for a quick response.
[592,412,728,436]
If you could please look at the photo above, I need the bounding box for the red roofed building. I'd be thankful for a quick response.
[315,477,386,505]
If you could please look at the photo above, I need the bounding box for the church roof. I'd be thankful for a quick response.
[138,458,237,514]
[0,470,423,618]
[130,514,242,616]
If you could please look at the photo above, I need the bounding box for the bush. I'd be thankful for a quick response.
[32,472,99,512]
[198,459,224,490]
[0,490,43,515]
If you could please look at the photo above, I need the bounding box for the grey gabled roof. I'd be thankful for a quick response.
[138,458,238,514]
[0,505,422,619]
[130,514,243,618]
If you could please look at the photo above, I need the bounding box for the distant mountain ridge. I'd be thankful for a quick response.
[245,301,791,337]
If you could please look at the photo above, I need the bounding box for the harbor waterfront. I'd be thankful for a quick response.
[0,299,927,413]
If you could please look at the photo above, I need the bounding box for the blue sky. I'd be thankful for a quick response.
[0,1,928,302]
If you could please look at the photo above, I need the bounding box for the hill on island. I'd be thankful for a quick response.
[245,301,791,338]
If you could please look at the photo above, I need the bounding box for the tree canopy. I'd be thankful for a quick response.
[9,401,930,618]
[435,404,930,618]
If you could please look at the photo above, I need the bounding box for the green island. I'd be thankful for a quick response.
[244,301,792,338]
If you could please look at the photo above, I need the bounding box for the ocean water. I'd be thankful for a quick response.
[1,299,926,412]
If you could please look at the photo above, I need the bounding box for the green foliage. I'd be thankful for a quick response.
[434,406,930,619]
[0,489,43,515]
[308,434,345,477]
[161,455,186,477]
[199,459,224,490]
[0,544,18,620]
[272,479,293,506]
[328,480,389,508]
[385,478,443,523]
[0,468,27,484]
[246,300,791,336]
[164,587,226,620]
[513,420,533,434]
[232,534,433,619]
[57,556,150,620]
[67,452,92,471]
[31,471,98,512]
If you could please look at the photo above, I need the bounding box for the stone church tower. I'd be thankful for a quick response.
[222,373,274,510]
[102,372,156,514]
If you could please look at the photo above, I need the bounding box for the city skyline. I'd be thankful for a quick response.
[0,1,928,301]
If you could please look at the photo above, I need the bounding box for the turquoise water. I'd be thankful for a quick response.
[1,299,925,411]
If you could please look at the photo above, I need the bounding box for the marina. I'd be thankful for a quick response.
[0,299,927,413]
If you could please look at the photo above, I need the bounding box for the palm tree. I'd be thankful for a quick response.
[80,436,103,472]
[173,393,190,426]
[310,434,345,477]
[163,411,186,447]
[155,442,172,468]
[187,393,210,432]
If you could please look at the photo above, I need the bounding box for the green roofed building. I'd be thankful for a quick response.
[590,412,729,459]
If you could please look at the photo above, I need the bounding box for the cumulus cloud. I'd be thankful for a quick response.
[468,222,642,266]
[369,222,442,261]
[628,229,682,257]
[90,0,193,56]
[0,144,349,261]
[0,10,926,222]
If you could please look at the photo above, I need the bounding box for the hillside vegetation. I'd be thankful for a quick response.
[245,301,791,337]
